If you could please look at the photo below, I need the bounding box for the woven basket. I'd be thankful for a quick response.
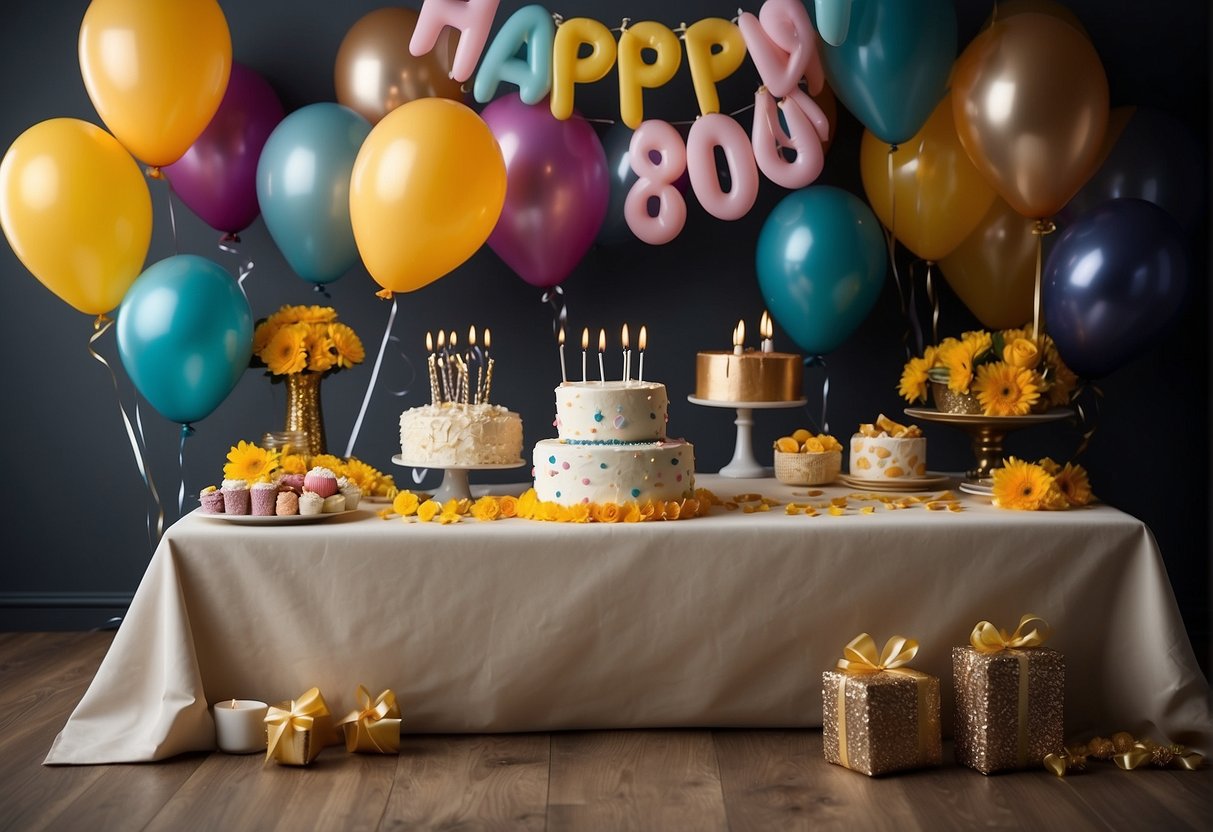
[774,450,841,485]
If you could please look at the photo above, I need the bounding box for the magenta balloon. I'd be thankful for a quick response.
[482,94,609,288]
[162,64,285,234]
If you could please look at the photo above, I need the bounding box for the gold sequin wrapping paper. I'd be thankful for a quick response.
[953,646,1064,774]
[694,351,803,402]
[822,670,942,776]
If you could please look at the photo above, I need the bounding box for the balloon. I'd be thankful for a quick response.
[687,114,759,221]
[952,13,1108,219]
[0,118,151,316]
[684,18,747,116]
[812,0,955,145]
[938,198,1037,330]
[409,0,499,84]
[625,121,688,246]
[1043,199,1189,379]
[350,98,506,294]
[161,64,284,235]
[550,18,616,121]
[595,122,689,247]
[335,7,463,125]
[257,104,372,285]
[482,94,609,288]
[859,92,996,262]
[617,22,682,129]
[1058,107,1206,233]
[756,186,886,355]
[117,255,253,424]
[78,0,231,167]
[981,0,1089,37]
[814,0,854,46]
[737,0,820,99]
[473,4,555,105]
[753,88,828,190]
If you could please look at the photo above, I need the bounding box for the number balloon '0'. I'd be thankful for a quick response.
[738,0,822,99]
[617,21,681,129]
[625,120,687,245]
[409,0,499,83]
[687,114,758,221]
[473,4,554,105]
[684,18,748,116]
[550,18,616,120]
[752,88,829,190]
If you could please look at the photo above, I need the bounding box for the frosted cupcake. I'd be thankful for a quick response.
[322,494,346,513]
[298,491,324,516]
[221,479,251,515]
[338,478,362,510]
[280,473,305,494]
[303,467,339,498]
[275,491,299,516]
[199,485,225,514]
[251,481,279,516]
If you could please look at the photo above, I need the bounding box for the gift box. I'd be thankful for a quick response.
[264,687,336,766]
[953,614,1064,774]
[822,633,942,776]
[337,685,402,754]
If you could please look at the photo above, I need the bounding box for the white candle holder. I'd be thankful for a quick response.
[213,699,268,754]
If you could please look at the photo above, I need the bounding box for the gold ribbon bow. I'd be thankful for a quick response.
[834,633,930,770]
[264,687,331,766]
[1114,740,1204,772]
[337,685,402,754]
[1043,749,1088,777]
[969,614,1051,768]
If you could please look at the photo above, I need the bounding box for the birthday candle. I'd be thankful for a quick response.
[598,328,606,382]
[733,319,745,355]
[558,326,567,384]
[638,325,647,383]
[621,323,630,382]
[760,311,773,353]
[581,327,589,383]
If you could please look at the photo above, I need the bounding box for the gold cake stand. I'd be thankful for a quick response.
[392,456,526,502]
[903,407,1073,491]
[689,396,808,478]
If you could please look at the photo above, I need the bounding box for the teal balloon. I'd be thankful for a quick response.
[756,186,886,356]
[117,255,253,424]
[256,103,371,284]
[473,4,554,105]
[811,0,955,145]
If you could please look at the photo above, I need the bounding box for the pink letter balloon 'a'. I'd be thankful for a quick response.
[625,120,687,245]
[410,0,500,83]
[687,114,758,221]
[738,0,822,98]
[752,88,828,190]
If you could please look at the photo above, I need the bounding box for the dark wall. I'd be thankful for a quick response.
[2,1,1208,668]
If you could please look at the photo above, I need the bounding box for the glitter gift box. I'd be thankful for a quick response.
[953,615,1064,774]
[822,634,943,776]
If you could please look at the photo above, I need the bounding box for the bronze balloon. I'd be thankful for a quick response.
[938,197,1037,330]
[334,7,463,125]
[951,12,1109,219]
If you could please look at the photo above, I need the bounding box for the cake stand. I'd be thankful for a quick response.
[391,456,526,503]
[688,396,808,478]
[903,407,1073,491]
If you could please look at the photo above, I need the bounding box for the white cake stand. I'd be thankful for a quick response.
[687,396,808,478]
[391,456,526,502]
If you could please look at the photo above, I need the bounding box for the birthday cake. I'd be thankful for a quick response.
[532,381,695,505]
[695,315,801,402]
[399,403,523,466]
[849,415,927,480]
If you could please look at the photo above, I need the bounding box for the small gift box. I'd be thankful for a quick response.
[337,685,402,754]
[264,687,336,766]
[953,614,1064,774]
[822,633,942,776]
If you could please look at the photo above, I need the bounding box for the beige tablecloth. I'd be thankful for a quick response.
[46,475,1211,764]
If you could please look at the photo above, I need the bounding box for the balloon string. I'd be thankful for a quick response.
[177,423,195,515]
[541,285,568,336]
[925,261,940,345]
[217,234,255,298]
[1071,382,1103,459]
[1031,219,1056,338]
[385,335,418,398]
[803,355,830,435]
[88,316,164,549]
[344,295,398,459]
[885,145,919,358]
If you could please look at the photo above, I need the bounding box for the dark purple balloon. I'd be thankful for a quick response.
[1043,198,1189,379]
[482,93,608,288]
[162,64,285,234]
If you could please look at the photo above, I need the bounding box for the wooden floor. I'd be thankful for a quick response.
[1,633,1207,831]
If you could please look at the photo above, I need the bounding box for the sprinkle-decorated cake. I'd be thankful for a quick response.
[849,415,927,480]
[533,381,695,505]
[399,403,523,466]
[695,351,802,402]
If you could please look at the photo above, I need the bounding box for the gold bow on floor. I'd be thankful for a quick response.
[337,685,402,754]
[264,687,331,766]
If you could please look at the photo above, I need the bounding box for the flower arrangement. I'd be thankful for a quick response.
[378,488,722,524]
[991,457,1094,511]
[252,304,365,378]
[899,329,1078,416]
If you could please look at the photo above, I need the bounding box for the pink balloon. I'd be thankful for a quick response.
[410,0,499,83]
[738,0,821,98]
[687,113,759,221]
[161,64,284,235]
[482,93,608,288]
[752,88,828,189]
[625,120,687,245]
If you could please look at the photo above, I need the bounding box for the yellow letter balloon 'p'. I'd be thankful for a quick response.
[551,18,617,121]
[617,22,682,129]
[684,18,746,117]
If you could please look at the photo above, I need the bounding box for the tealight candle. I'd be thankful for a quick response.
[213,698,268,754]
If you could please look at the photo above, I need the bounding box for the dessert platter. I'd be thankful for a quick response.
[197,460,367,522]
[840,415,952,492]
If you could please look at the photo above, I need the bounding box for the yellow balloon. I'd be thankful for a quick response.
[860,92,996,262]
[684,18,747,117]
[938,197,1037,330]
[550,18,617,121]
[79,0,232,167]
[617,22,682,129]
[350,99,506,295]
[0,118,152,316]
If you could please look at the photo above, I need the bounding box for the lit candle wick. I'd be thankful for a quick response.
[581,327,589,383]
[638,325,647,383]
[598,328,606,383]
[558,326,567,384]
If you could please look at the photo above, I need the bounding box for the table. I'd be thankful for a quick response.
[45,475,1211,764]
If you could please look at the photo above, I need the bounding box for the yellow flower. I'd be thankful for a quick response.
[1054,463,1093,506]
[280,453,308,475]
[438,503,462,524]
[564,503,590,523]
[973,362,1041,416]
[539,501,563,522]
[342,458,380,492]
[802,437,826,453]
[681,498,700,517]
[898,355,933,403]
[1038,457,1061,475]
[819,435,843,452]
[622,502,643,523]
[939,339,982,393]
[1041,337,1079,407]
[262,324,308,375]
[471,496,501,521]
[664,501,682,520]
[497,494,519,518]
[962,330,993,356]
[252,319,278,356]
[517,489,539,519]
[639,501,661,521]
[1003,337,1041,370]
[393,491,420,517]
[594,502,623,523]
[310,455,347,477]
[223,440,280,482]
[330,322,365,369]
[416,499,441,522]
[991,457,1054,510]
[304,324,336,374]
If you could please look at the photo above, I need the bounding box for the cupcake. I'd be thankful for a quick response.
[303,467,339,498]
[199,485,225,514]
[338,478,362,510]
[275,491,299,516]
[251,481,279,516]
[221,479,251,515]
[322,494,346,513]
[280,473,305,494]
[298,491,324,516]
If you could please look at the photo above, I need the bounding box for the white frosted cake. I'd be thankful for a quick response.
[533,381,695,505]
[400,403,523,466]
[848,416,927,480]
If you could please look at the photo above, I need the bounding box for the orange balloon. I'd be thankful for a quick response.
[982,0,1090,38]
[860,92,996,262]
[952,12,1108,219]
[937,197,1036,330]
[79,0,231,167]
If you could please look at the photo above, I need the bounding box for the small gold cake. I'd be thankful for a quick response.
[695,350,802,402]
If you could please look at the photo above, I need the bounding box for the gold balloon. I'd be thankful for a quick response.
[860,92,996,262]
[938,197,1036,330]
[982,0,1090,38]
[335,7,463,125]
[952,12,1109,219]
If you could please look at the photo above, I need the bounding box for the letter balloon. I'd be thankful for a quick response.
[686,114,759,221]
[617,21,681,129]
[409,0,499,83]
[684,18,747,116]
[625,120,687,245]
[550,18,616,121]
[473,4,555,105]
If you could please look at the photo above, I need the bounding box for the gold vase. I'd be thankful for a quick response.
[931,380,983,415]
[284,372,326,457]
